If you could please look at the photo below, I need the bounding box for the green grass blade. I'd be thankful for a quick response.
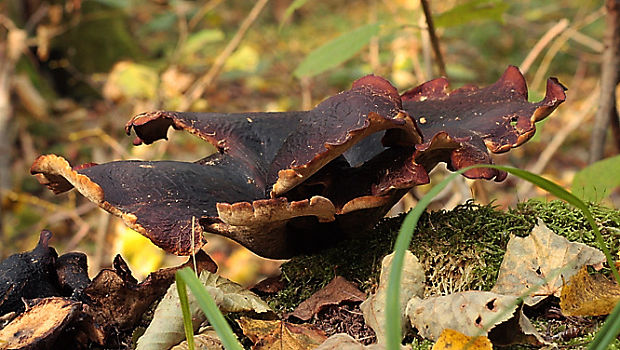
[385,164,620,350]
[293,23,380,78]
[175,268,243,350]
[385,171,463,349]
[176,275,196,350]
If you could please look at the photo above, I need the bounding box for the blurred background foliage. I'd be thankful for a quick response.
[0,0,616,284]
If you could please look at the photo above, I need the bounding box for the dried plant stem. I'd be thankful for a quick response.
[182,0,269,110]
[530,9,604,91]
[589,0,620,163]
[520,19,569,74]
[300,76,312,110]
[420,0,447,77]
[517,89,598,198]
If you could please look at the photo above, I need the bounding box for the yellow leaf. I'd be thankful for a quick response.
[560,266,620,316]
[432,329,492,350]
[103,61,159,101]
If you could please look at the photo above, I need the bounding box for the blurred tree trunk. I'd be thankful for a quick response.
[589,0,620,163]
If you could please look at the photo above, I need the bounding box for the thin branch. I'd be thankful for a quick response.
[520,19,569,74]
[589,0,620,163]
[419,0,446,77]
[181,0,269,110]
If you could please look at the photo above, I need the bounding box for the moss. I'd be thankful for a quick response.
[512,199,620,256]
[268,199,620,313]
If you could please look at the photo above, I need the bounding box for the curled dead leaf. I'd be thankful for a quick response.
[491,220,606,306]
[288,276,366,321]
[560,266,620,316]
[406,291,543,346]
[361,251,425,344]
[238,317,327,350]
[432,329,492,350]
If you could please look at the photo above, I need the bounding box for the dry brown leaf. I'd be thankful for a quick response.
[170,327,223,350]
[406,291,543,346]
[238,317,327,350]
[137,269,270,350]
[432,329,492,350]
[361,251,425,344]
[491,220,605,306]
[288,276,366,321]
[315,333,407,350]
[560,266,620,316]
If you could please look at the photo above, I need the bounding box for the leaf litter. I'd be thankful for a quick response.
[137,270,271,350]
[492,219,606,306]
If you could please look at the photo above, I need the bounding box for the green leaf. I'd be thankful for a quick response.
[293,23,380,78]
[572,155,620,203]
[434,0,508,28]
[281,0,309,25]
[182,29,225,56]
[176,268,243,350]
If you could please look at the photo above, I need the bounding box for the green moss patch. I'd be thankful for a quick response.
[268,199,620,313]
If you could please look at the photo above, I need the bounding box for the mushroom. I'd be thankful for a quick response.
[30,66,566,258]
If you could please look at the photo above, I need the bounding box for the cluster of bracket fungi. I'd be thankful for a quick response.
[31,66,566,259]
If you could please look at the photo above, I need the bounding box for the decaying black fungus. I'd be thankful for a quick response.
[56,252,91,297]
[0,230,60,315]
[82,251,217,343]
[0,297,82,350]
[0,231,220,348]
[30,67,566,258]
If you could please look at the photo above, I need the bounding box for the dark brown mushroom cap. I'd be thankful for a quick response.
[402,65,567,180]
[126,75,420,197]
[31,67,566,258]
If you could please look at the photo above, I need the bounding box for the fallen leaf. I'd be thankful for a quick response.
[560,266,620,316]
[491,220,605,306]
[238,317,327,350]
[288,276,366,321]
[315,333,394,350]
[432,329,492,350]
[406,291,543,346]
[251,275,286,296]
[137,270,271,350]
[170,327,224,350]
[360,251,425,344]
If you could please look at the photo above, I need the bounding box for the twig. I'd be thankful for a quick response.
[531,9,604,91]
[589,0,620,163]
[181,0,270,110]
[517,88,598,198]
[188,0,223,29]
[419,15,432,80]
[419,0,447,77]
[520,19,569,74]
[300,76,311,110]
